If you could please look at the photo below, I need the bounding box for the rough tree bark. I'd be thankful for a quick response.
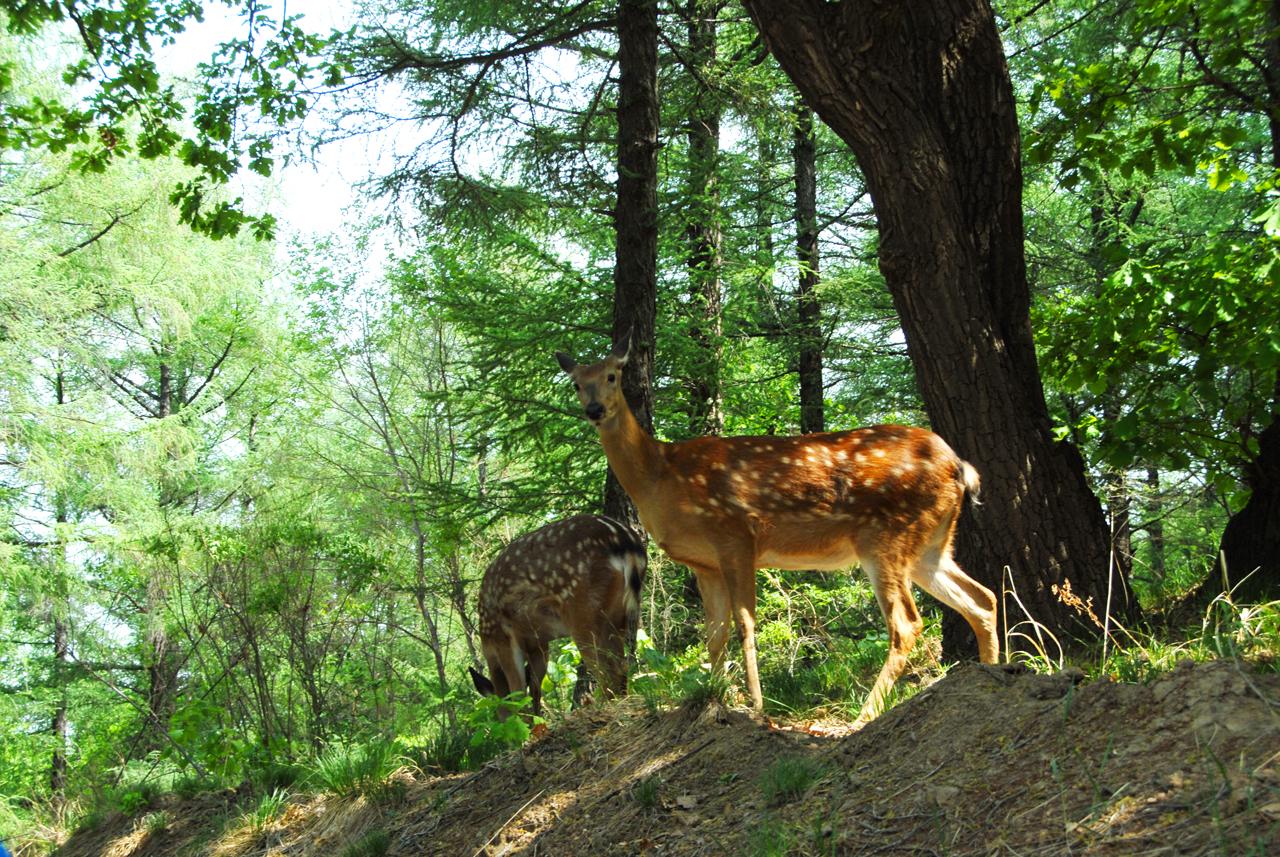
[142,357,182,752]
[743,0,1135,653]
[1209,376,1280,602]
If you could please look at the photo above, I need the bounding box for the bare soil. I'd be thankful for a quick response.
[49,659,1280,856]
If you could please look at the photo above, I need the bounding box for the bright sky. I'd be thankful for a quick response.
[157,1,373,241]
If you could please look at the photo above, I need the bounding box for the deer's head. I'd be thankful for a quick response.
[468,665,518,721]
[556,337,629,427]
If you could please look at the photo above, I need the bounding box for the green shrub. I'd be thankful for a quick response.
[252,761,306,793]
[462,694,536,769]
[171,772,219,799]
[631,641,722,712]
[116,786,153,815]
[396,722,472,774]
[141,810,171,834]
[1096,594,1280,683]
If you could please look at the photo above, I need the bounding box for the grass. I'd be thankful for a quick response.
[999,556,1280,690]
[306,741,398,797]
[141,809,171,834]
[397,722,472,774]
[749,817,793,857]
[679,665,733,708]
[1093,591,1280,683]
[240,788,290,832]
[251,761,306,793]
[338,829,391,857]
[760,755,829,807]
[631,775,661,810]
[631,640,736,713]
[749,810,842,857]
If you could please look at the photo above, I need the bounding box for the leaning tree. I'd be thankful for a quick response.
[741,0,1138,652]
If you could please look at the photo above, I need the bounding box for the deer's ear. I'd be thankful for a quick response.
[610,332,631,365]
[469,666,495,696]
[555,352,578,374]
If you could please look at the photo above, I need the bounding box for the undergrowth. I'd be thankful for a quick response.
[1003,561,1280,683]
[240,788,290,832]
[307,742,397,798]
[11,565,1278,857]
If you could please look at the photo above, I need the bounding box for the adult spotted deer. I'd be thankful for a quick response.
[469,514,647,717]
[556,340,998,725]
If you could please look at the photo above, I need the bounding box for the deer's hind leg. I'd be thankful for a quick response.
[909,514,998,664]
[568,611,627,702]
[911,554,998,663]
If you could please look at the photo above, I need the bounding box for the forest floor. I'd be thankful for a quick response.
[49,659,1280,857]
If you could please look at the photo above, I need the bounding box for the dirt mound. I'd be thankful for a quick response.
[51,659,1280,857]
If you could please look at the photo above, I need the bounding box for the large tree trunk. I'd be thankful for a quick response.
[1208,375,1280,602]
[793,104,824,435]
[1207,14,1280,603]
[604,0,659,530]
[744,0,1134,653]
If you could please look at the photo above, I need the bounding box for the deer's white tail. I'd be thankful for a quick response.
[612,526,647,659]
[959,460,981,505]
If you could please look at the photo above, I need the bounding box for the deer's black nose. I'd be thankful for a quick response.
[585,402,605,421]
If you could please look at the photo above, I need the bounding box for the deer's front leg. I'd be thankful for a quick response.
[858,559,923,725]
[690,564,732,674]
[525,644,548,717]
[723,554,763,711]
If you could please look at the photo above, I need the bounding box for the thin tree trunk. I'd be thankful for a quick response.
[51,368,69,803]
[1096,369,1133,593]
[143,358,181,752]
[1145,467,1166,588]
[756,132,776,287]
[412,532,455,728]
[683,0,724,437]
[744,0,1132,655]
[605,0,660,529]
[1088,198,1136,589]
[446,552,480,666]
[793,103,824,435]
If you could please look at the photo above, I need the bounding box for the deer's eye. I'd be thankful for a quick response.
[607,374,616,383]
[574,382,581,391]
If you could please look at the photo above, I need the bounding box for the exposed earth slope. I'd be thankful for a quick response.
[51,659,1280,856]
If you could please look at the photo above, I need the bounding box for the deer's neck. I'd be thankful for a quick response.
[597,400,667,503]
